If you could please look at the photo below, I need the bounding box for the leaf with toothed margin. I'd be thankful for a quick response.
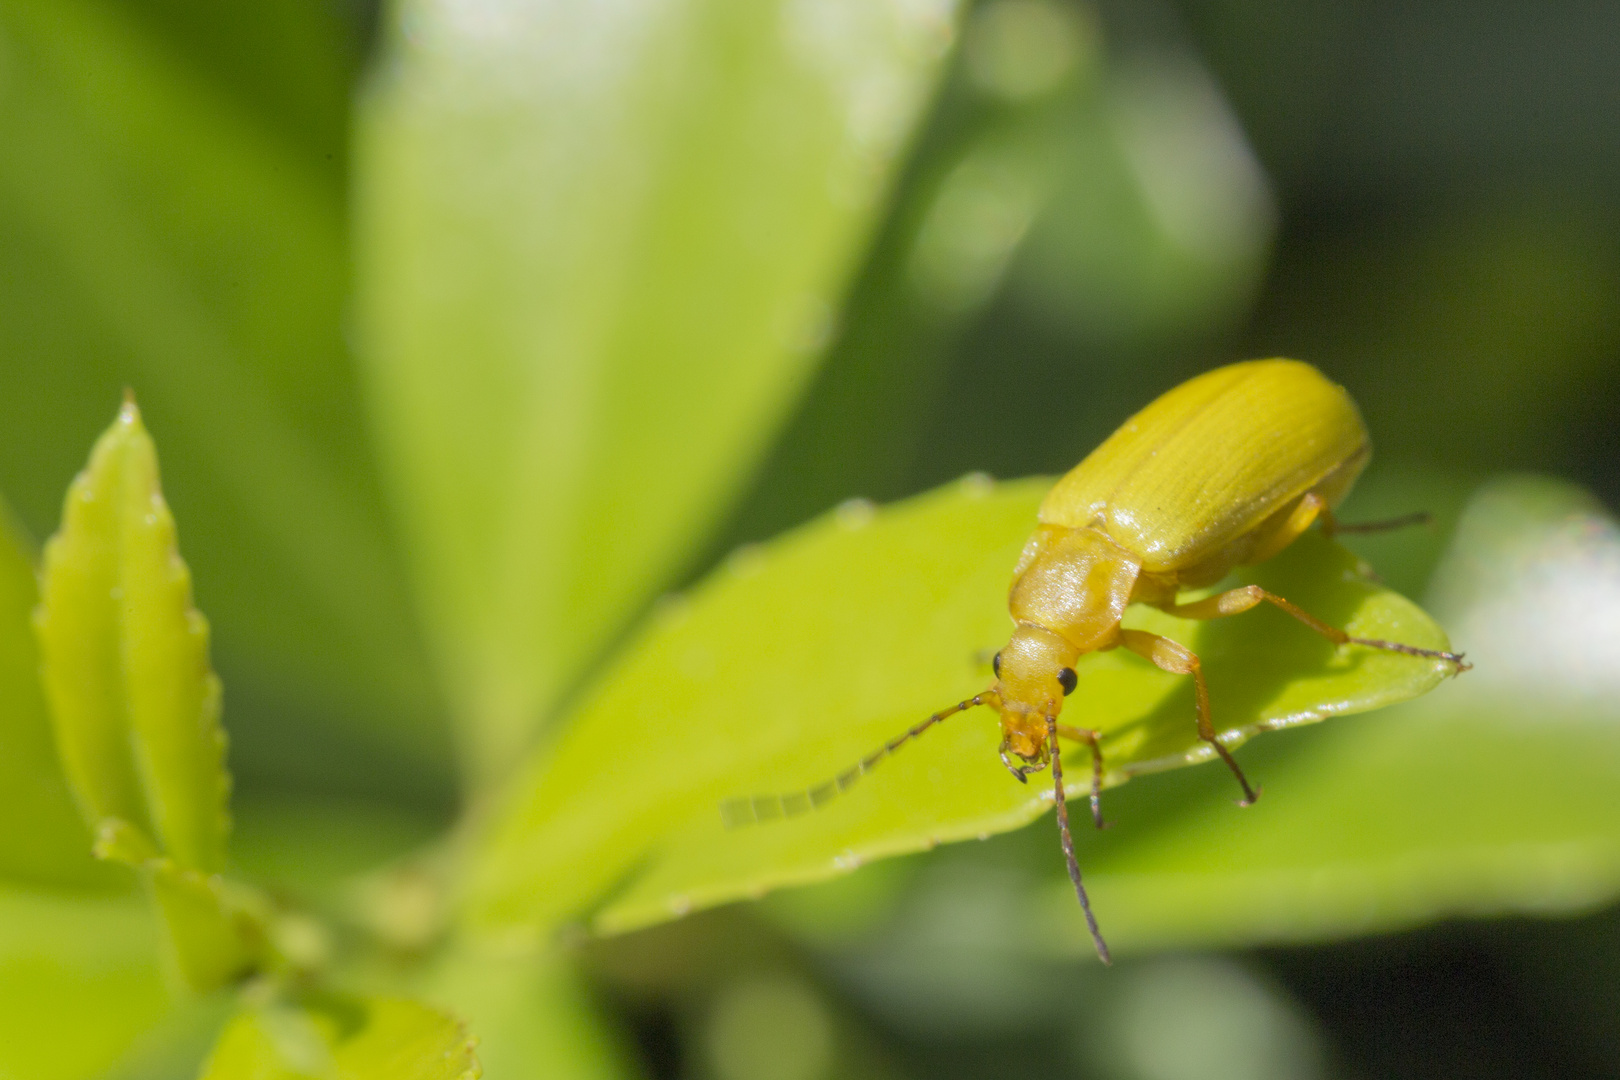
[34,398,262,990]
[462,474,1454,937]
[35,396,230,874]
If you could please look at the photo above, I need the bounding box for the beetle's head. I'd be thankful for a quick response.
[991,625,1080,781]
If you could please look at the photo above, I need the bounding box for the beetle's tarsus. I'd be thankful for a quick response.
[1347,635,1471,674]
[1208,739,1259,806]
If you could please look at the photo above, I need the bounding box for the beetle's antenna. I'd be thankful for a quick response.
[721,692,997,828]
[1322,510,1432,535]
[1048,714,1110,965]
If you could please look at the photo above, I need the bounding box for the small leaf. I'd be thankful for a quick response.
[0,498,107,886]
[355,0,962,782]
[36,396,229,872]
[200,996,480,1080]
[145,858,264,992]
[464,477,1453,934]
[91,754,265,994]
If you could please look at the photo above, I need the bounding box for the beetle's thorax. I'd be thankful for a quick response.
[993,525,1140,766]
[1008,524,1139,654]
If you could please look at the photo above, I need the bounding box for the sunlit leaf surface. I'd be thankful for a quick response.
[465,477,1452,935]
[1030,476,1620,953]
[199,997,479,1080]
[355,0,960,781]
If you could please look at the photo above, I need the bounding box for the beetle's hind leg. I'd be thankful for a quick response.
[1160,585,1470,673]
[1055,723,1108,828]
[1117,629,1260,806]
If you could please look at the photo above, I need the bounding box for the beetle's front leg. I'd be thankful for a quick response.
[1158,586,1469,672]
[1117,629,1259,806]
[1054,723,1107,829]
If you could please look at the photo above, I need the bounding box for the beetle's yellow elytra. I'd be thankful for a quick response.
[1038,359,1369,574]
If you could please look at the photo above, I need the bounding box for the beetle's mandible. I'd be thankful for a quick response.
[724,359,1468,963]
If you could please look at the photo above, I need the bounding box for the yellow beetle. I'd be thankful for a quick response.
[729,359,1466,962]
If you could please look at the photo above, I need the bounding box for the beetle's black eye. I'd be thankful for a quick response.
[1057,667,1077,696]
[992,652,1002,678]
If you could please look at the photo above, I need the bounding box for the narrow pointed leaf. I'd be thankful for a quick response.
[36,398,229,872]
[200,996,480,1080]
[0,0,447,799]
[356,0,961,781]
[465,477,1452,934]
[0,499,106,886]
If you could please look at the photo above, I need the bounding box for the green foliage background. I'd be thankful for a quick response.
[1,0,1619,1078]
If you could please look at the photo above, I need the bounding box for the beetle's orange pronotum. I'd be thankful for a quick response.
[725,359,1467,962]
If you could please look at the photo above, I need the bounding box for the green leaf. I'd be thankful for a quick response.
[33,401,263,990]
[417,945,634,1080]
[0,497,108,887]
[0,882,173,1080]
[0,0,448,800]
[199,996,479,1080]
[36,397,229,872]
[354,0,961,781]
[464,476,1453,935]
[1030,475,1620,953]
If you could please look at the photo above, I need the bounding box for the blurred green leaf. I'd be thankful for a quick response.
[36,398,229,872]
[464,477,1452,935]
[199,995,479,1080]
[419,945,634,1080]
[0,882,172,1080]
[1040,475,1620,953]
[230,794,442,909]
[35,402,265,990]
[0,0,448,800]
[144,856,264,992]
[354,0,961,782]
[0,497,107,887]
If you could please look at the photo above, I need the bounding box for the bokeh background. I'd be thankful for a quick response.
[1,0,1618,1077]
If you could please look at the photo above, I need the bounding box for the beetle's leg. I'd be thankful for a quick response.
[1118,629,1259,806]
[1159,585,1470,672]
[1055,723,1107,829]
[1245,492,1325,565]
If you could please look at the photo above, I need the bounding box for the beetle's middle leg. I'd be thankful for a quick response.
[1158,586,1469,671]
[1055,723,1107,829]
[1117,629,1259,806]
